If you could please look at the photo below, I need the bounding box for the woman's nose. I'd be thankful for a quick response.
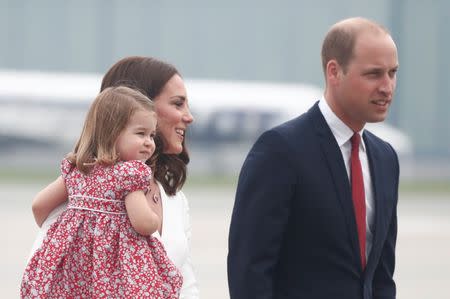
[183,108,194,124]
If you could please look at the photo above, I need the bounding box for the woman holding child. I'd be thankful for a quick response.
[25,56,199,298]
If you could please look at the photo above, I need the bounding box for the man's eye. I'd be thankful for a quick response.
[367,71,380,77]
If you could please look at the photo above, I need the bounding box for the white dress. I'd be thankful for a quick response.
[29,181,200,299]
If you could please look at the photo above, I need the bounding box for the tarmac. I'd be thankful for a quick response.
[2,182,449,298]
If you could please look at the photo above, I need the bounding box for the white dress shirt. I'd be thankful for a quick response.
[319,98,374,260]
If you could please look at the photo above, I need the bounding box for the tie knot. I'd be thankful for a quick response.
[351,132,361,150]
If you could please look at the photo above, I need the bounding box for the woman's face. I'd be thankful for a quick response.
[154,74,194,154]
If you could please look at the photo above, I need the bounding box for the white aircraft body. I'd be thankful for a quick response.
[0,69,412,175]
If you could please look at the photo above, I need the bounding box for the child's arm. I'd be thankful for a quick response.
[32,176,68,227]
[125,190,159,236]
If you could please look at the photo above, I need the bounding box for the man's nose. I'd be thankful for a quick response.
[379,75,395,97]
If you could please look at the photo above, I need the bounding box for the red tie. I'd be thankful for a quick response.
[351,133,366,269]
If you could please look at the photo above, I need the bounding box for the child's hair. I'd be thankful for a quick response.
[67,86,155,174]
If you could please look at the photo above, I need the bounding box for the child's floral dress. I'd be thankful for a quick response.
[21,159,182,298]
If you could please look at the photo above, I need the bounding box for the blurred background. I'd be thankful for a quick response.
[1,0,449,298]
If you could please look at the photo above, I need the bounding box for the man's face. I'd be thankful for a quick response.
[333,32,399,131]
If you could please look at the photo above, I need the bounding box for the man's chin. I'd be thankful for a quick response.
[367,114,388,123]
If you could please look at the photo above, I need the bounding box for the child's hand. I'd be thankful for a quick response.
[125,190,159,236]
[146,186,162,234]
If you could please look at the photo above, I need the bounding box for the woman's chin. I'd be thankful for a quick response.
[163,145,183,155]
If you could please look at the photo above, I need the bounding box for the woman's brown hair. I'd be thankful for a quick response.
[101,56,189,195]
[67,86,154,174]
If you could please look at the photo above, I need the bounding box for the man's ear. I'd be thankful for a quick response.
[326,59,341,85]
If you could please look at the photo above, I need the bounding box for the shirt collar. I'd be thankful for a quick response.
[318,96,366,152]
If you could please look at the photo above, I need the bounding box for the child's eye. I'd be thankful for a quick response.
[137,132,145,136]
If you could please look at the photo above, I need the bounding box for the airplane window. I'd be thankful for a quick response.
[214,110,244,136]
[188,109,282,144]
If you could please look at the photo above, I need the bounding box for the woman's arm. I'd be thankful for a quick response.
[32,176,68,227]
[125,190,160,236]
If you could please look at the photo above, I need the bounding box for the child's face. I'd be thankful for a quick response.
[115,109,157,162]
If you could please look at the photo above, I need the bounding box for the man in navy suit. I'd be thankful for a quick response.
[228,17,399,299]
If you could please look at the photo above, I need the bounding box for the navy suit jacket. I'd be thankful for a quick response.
[228,102,399,299]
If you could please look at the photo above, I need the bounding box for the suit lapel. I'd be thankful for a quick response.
[363,132,384,270]
[309,104,361,269]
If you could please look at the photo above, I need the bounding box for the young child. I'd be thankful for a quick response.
[20,86,182,298]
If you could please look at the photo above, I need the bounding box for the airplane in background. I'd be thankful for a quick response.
[0,69,412,175]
